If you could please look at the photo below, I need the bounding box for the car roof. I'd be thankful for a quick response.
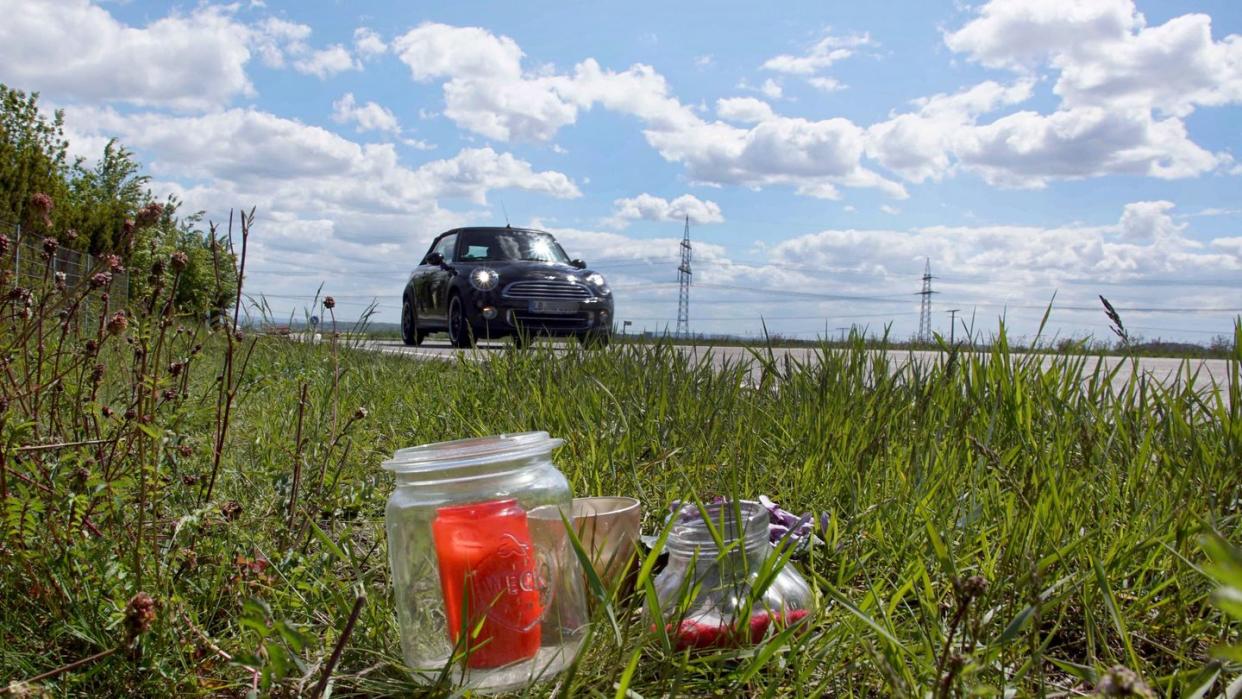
[431,226,553,243]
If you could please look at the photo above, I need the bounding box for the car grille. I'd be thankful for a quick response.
[502,279,592,300]
[509,311,593,331]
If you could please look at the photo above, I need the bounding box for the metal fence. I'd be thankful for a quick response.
[5,220,130,315]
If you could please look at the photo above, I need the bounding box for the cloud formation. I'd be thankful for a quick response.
[608,194,724,228]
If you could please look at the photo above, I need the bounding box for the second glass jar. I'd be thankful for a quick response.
[653,500,814,649]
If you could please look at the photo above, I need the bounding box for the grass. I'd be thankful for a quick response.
[2,233,1242,696]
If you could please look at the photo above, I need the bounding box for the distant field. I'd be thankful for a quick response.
[4,317,1240,696]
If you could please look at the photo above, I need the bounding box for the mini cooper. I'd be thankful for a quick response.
[401,226,614,348]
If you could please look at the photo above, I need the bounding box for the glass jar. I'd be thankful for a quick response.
[382,432,588,692]
[653,500,813,649]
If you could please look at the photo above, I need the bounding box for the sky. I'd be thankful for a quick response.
[1,0,1240,343]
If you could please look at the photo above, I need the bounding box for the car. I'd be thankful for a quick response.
[401,226,614,348]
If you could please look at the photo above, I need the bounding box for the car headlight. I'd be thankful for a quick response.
[584,272,610,295]
[469,268,499,291]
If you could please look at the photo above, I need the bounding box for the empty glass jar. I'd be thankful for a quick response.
[382,432,588,692]
[653,500,814,649]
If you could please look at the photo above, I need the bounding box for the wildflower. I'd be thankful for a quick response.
[84,340,98,354]
[101,405,114,418]
[41,237,58,257]
[54,271,66,291]
[220,500,243,521]
[30,192,53,227]
[90,272,112,289]
[181,474,199,486]
[0,396,8,414]
[162,389,177,401]
[124,592,157,640]
[29,192,53,215]
[105,254,124,273]
[178,444,193,458]
[106,311,129,336]
[124,409,137,421]
[1095,665,1153,697]
[323,296,336,310]
[150,257,166,278]
[65,228,78,242]
[354,406,369,420]
[0,233,9,256]
[168,361,184,377]
[136,202,164,227]
[959,575,990,601]
[170,250,189,272]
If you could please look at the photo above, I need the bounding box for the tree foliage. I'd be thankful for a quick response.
[0,83,237,318]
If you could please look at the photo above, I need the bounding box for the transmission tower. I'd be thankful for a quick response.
[917,257,935,342]
[676,216,692,338]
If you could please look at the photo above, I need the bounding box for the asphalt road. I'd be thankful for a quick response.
[363,338,1234,404]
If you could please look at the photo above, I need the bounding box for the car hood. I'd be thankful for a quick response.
[469,261,592,280]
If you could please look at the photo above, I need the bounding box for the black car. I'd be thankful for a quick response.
[401,226,614,348]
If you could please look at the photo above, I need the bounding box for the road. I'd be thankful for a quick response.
[362,339,1234,404]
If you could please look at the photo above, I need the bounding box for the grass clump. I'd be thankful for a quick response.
[1,217,1241,696]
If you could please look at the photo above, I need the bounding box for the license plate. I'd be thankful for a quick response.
[529,300,577,314]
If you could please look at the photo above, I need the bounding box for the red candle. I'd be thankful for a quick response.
[432,499,543,669]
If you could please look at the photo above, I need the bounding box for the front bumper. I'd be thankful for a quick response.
[465,293,613,336]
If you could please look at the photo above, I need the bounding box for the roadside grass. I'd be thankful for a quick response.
[2,252,1241,695]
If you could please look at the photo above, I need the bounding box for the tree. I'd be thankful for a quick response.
[1,82,238,318]
[0,85,71,233]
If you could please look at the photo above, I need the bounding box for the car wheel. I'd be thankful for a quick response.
[578,330,610,348]
[401,299,423,346]
[447,294,475,348]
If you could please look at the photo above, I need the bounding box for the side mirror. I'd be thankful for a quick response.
[570,259,587,269]
[426,251,445,267]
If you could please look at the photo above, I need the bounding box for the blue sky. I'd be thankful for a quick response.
[2,0,1240,342]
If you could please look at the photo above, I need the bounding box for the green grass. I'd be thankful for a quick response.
[3,315,1241,696]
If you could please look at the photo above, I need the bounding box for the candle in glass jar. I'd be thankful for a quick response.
[432,499,543,669]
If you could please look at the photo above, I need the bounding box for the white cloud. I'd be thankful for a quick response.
[860,2,1241,187]
[332,93,402,135]
[953,106,1224,187]
[760,79,783,99]
[716,97,776,124]
[866,79,1034,183]
[62,106,579,238]
[392,22,903,200]
[694,54,714,68]
[0,0,255,110]
[880,205,900,215]
[1118,200,1185,242]
[807,77,843,92]
[353,27,388,59]
[761,30,871,75]
[945,0,1242,117]
[764,201,1239,317]
[252,17,312,68]
[607,193,724,228]
[293,44,360,79]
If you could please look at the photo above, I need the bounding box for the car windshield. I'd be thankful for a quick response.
[456,230,570,263]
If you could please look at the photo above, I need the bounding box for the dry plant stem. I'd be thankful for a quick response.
[311,591,366,699]
[15,439,109,452]
[2,645,119,694]
[202,210,250,504]
[934,595,972,699]
[288,382,308,530]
